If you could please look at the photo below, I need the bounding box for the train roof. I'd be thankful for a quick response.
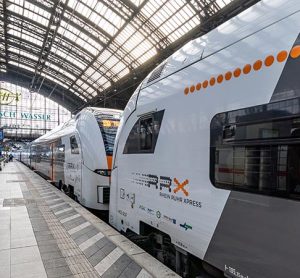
[32,107,122,144]
[141,0,300,89]
[32,119,76,145]
[81,107,122,118]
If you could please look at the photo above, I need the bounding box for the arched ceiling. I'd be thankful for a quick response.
[0,0,259,112]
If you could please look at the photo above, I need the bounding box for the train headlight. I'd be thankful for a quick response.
[94,169,111,176]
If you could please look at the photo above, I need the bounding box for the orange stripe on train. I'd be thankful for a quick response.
[106,155,113,170]
[183,47,299,95]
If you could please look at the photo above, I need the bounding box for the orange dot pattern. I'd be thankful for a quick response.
[290,46,300,59]
[234,68,241,78]
[190,85,195,93]
[217,75,223,83]
[265,55,274,67]
[253,60,262,71]
[243,64,251,74]
[225,71,232,81]
[184,47,299,95]
[277,51,288,62]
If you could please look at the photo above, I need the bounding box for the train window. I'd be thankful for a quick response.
[97,118,120,156]
[210,97,300,200]
[123,110,165,154]
[140,116,153,151]
[70,136,79,154]
[54,144,65,162]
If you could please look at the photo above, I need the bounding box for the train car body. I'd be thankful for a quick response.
[17,146,30,164]
[27,107,121,211]
[109,0,300,277]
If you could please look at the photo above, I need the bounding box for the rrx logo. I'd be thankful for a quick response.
[147,175,189,197]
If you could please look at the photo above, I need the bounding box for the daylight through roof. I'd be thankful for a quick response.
[0,0,258,112]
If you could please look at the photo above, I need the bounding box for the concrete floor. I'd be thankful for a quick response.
[0,161,178,278]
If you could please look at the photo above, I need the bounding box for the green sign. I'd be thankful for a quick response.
[0,111,51,121]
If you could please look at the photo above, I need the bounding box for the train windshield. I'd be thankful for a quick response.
[97,117,120,155]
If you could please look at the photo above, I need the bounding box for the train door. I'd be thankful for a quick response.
[36,143,51,178]
[52,140,65,187]
[30,144,38,170]
[287,145,300,195]
[65,134,82,200]
[51,143,54,181]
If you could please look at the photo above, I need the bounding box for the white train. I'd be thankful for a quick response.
[21,107,122,211]
[109,0,300,277]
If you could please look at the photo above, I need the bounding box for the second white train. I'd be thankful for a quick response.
[21,107,122,211]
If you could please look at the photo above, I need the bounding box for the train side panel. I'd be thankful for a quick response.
[110,3,300,277]
[63,132,82,199]
[31,143,53,180]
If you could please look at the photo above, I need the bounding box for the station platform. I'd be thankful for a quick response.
[0,161,178,278]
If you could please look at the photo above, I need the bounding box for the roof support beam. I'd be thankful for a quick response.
[30,0,68,92]
[68,0,149,94]
[25,0,113,41]
[1,0,8,71]
[4,66,84,111]
[7,10,95,63]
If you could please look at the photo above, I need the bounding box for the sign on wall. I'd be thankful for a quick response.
[0,89,21,105]
[0,82,71,137]
[0,111,51,121]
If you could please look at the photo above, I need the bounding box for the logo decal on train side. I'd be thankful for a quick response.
[138,204,155,216]
[176,240,187,249]
[147,208,154,215]
[183,46,300,95]
[139,204,146,211]
[117,209,127,217]
[163,215,176,224]
[179,222,192,231]
[224,265,249,278]
[173,178,189,196]
[120,188,125,199]
[131,173,202,209]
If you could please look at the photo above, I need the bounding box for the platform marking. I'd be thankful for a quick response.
[40,191,55,196]
[54,207,73,215]
[68,221,91,235]
[39,190,52,194]
[136,269,152,278]
[49,202,66,209]
[60,213,81,223]
[46,198,61,203]
[95,247,124,276]
[79,232,104,251]
[40,192,57,199]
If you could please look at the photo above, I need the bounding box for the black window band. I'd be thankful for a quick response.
[123,110,164,154]
[210,97,300,200]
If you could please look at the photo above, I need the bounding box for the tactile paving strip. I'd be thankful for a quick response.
[22,172,99,278]
[14,162,176,278]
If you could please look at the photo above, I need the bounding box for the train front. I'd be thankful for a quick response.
[76,108,122,211]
